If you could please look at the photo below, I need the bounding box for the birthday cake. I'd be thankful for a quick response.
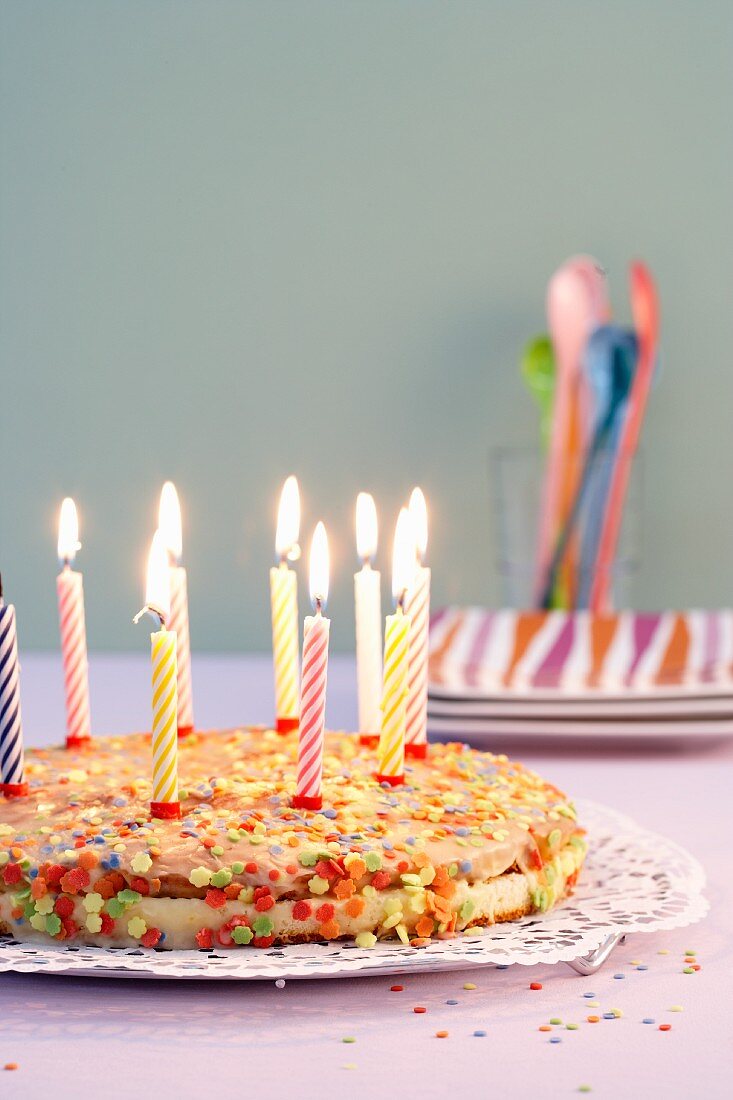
[0,728,585,951]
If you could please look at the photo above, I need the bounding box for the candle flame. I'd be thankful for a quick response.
[356,492,378,562]
[276,476,301,561]
[141,530,171,624]
[309,521,330,609]
[392,507,417,606]
[409,487,428,561]
[158,481,183,563]
[57,498,81,564]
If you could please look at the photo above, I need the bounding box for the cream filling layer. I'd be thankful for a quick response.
[0,843,584,950]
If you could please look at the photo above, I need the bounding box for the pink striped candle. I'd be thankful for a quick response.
[293,522,330,811]
[57,498,91,748]
[405,488,430,758]
[159,482,194,736]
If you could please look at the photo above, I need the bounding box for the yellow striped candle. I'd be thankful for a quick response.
[376,508,416,786]
[134,531,180,820]
[271,476,301,733]
[150,626,179,814]
[377,605,409,784]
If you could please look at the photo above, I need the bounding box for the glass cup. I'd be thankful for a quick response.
[490,446,642,610]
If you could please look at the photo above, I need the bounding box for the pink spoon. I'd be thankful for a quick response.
[589,260,659,612]
[533,257,608,606]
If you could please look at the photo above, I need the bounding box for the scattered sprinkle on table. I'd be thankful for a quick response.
[539,1025,552,1032]
[342,1037,356,1044]
[636,964,648,971]
[669,1005,683,1013]
[413,1006,427,1014]
[275,979,285,989]
[530,982,543,990]
[578,1088,592,1094]
[658,949,669,955]
[583,992,596,998]
[587,1015,600,1024]
[613,973,625,980]
[586,1000,600,1008]
[549,1036,562,1044]
[683,967,695,974]
[643,1018,655,1025]
[436,1030,449,1039]
[446,999,459,1005]
[603,1012,615,1020]
[342,1063,357,1070]
[463,982,477,990]
[4,1064,19,1072]
[566,1023,579,1030]
[659,1024,672,1032]
[549,1017,562,1025]
[473,1030,486,1037]
[390,984,404,992]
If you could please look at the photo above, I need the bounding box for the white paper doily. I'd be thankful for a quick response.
[0,800,708,981]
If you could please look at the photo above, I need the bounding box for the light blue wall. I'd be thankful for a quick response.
[1,1,732,652]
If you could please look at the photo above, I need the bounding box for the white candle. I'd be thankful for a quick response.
[354,492,382,745]
[294,522,330,810]
[57,498,91,748]
[159,482,195,736]
[405,487,431,758]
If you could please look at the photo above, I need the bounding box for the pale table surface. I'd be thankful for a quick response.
[2,654,731,1100]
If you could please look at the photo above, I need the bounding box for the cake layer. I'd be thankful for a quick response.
[0,728,586,950]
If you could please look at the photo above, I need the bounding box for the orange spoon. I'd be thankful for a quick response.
[589,261,659,612]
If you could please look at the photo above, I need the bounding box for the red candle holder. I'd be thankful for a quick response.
[65,734,91,750]
[150,800,181,820]
[358,733,380,748]
[292,793,322,811]
[276,716,299,735]
[0,782,29,798]
[404,743,428,760]
[177,725,194,739]
[375,773,405,787]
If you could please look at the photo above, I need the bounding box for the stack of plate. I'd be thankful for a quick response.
[428,608,733,741]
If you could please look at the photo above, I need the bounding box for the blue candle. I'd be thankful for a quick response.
[0,576,27,796]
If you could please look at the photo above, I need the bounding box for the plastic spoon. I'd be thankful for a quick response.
[589,261,659,612]
[577,326,638,607]
[521,335,555,449]
[539,326,636,609]
[534,257,608,606]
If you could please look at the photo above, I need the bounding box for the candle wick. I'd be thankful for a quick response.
[133,604,166,630]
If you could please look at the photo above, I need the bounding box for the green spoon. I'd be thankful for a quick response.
[521,335,556,449]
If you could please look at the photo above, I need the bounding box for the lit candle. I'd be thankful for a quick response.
[159,482,195,737]
[377,508,416,785]
[354,492,382,746]
[293,522,330,811]
[0,574,28,797]
[134,532,180,819]
[271,475,301,733]
[405,487,431,759]
[56,497,92,748]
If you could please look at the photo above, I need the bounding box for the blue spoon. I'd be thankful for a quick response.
[539,325,637,610]
[577,326,639,607]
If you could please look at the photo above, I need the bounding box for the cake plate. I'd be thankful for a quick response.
[0,801,707,981]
